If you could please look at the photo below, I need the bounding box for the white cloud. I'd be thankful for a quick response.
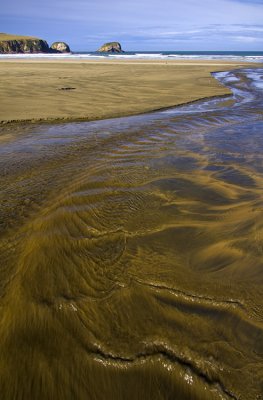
[233,35,261,42]
[1,0,263,50]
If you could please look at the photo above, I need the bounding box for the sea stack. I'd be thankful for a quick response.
[97,42,124,53]
[50,42,71,53]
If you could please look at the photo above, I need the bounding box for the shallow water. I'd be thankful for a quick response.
[0,68,263,399]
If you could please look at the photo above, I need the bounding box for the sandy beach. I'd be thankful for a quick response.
[1,67,263,400]
[2,0,263,396]
[0,59,259,124]
[0,58,263,399]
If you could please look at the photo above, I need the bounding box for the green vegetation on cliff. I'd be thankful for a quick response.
[0,33,39,40]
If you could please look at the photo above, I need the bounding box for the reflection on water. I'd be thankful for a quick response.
[0,69,263,399]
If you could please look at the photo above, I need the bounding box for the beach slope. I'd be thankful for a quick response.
[0,59,255,124]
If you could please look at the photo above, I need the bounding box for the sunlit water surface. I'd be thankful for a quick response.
[0,69,263,399]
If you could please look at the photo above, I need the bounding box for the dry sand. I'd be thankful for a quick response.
[0,59,259,124]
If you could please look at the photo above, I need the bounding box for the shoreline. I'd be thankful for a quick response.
[0,59,262,126]
[0,93,232,127]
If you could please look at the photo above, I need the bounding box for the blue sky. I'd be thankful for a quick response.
[1,0,263,51]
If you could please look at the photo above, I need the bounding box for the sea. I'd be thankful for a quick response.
[1,50,263,62]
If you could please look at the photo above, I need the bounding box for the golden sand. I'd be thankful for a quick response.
[0,62,263,399]
[0,59,257,124]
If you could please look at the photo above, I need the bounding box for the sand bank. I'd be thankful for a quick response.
[0,59,261,124]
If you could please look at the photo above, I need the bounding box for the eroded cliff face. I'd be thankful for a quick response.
[97,42,124,53]
[50,42,71,53]
[0,35,50,53]
[0,34,71,54]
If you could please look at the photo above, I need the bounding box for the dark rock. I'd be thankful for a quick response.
[58,87,76,90]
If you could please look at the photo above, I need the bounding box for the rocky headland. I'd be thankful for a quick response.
[0,33,70,54]
[97,42,124,53]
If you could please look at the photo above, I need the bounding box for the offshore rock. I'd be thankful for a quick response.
[97,42,124,53]
[50,42,71,53]
[0,33,50,53]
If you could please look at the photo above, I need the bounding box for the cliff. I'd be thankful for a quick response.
[97,42,124,53]
[0,33,50,53]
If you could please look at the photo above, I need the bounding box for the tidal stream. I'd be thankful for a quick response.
[0,68,263,399]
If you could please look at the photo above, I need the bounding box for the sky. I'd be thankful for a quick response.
[1,0,263,51]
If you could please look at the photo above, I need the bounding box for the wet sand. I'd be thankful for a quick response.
[0,66,263,399]
[0,59,256,124]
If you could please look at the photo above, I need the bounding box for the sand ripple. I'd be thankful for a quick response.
[0,69,263,399]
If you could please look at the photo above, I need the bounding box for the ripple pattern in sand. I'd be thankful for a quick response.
[0,69,263,399]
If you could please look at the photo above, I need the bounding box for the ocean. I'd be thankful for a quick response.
[1,50,263,62]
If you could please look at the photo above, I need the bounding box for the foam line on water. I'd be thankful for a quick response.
[0,52,263,62]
